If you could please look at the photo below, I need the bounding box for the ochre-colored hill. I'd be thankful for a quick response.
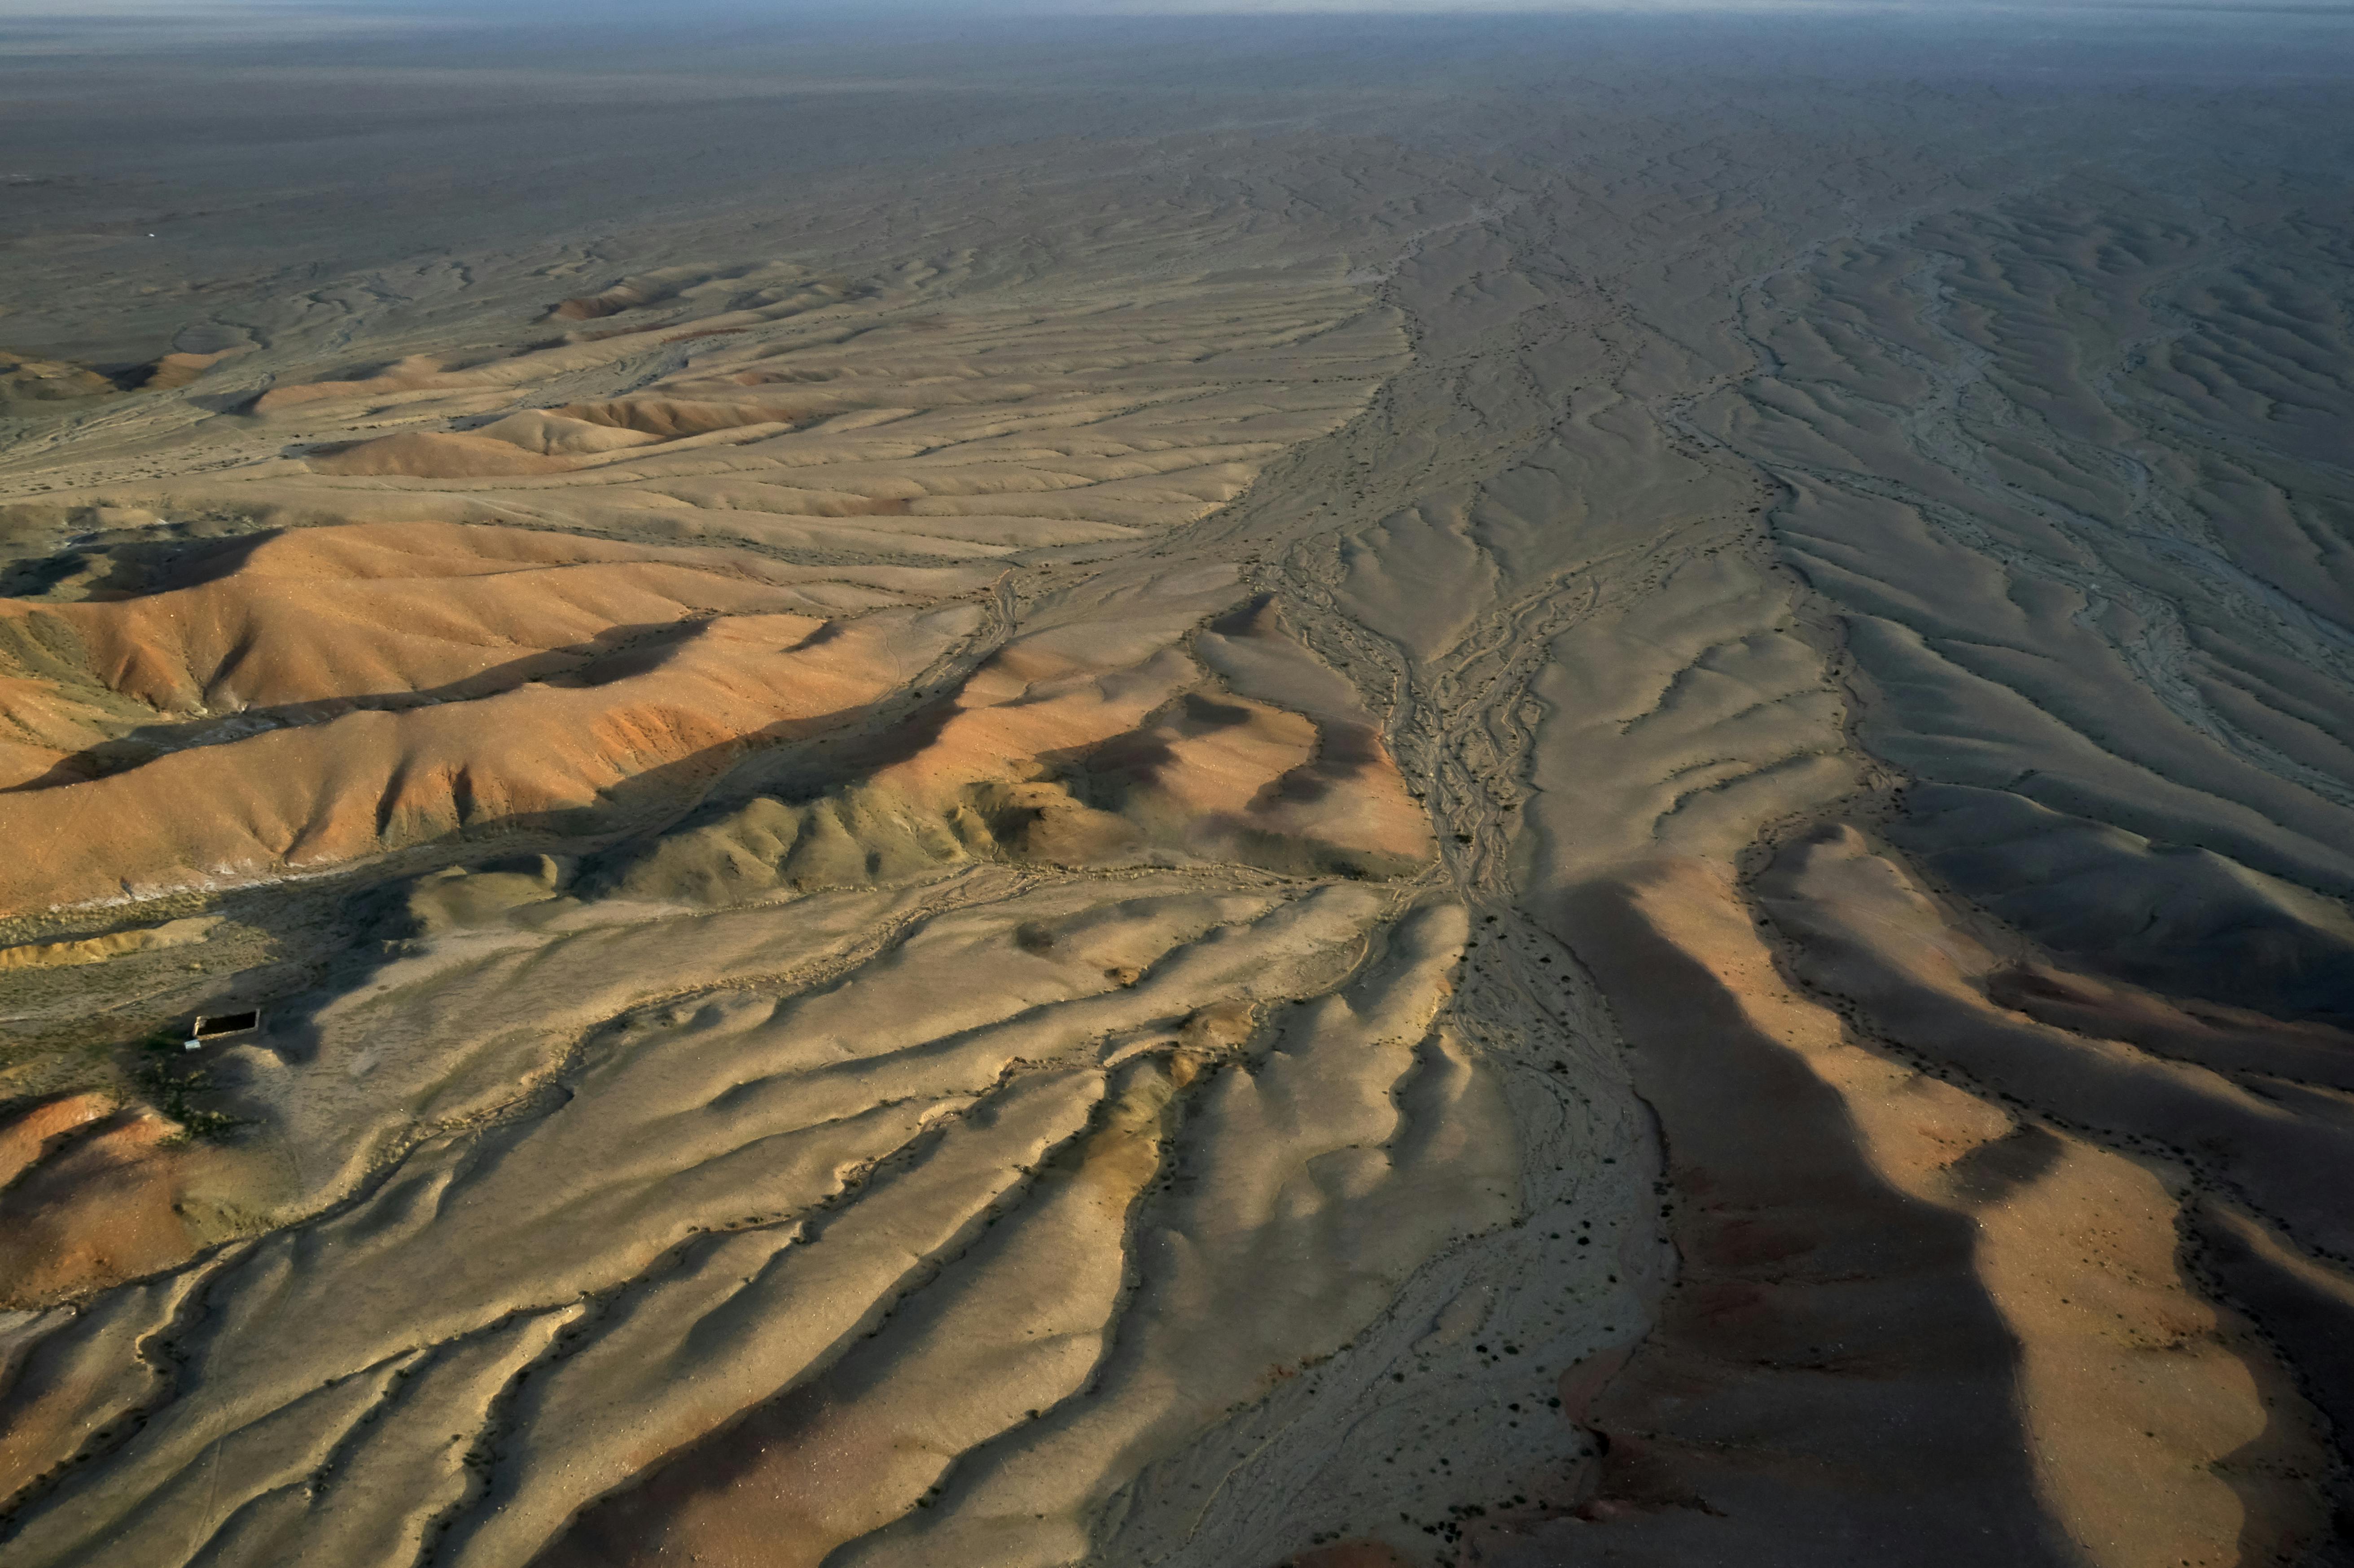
[0,604,978,910]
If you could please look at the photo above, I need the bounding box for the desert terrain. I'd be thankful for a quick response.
[1,7,2351,1566]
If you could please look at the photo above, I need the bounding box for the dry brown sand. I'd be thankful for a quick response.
[1,14,2352,1568]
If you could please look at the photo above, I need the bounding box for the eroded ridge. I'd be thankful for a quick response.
[0,179,1606,1568]
[2,67,2353,1568]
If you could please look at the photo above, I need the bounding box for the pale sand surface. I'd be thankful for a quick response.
[1,10,2352,1567]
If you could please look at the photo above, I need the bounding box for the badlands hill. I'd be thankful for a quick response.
[2,13,2353,1568]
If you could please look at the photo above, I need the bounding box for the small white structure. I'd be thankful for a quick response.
[185,1011,261,1051]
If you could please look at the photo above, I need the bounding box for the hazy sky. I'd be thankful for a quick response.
[7,0,2349,13]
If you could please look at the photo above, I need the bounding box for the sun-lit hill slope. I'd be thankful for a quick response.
[0,521,951,786]
[0,240,1408,916]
